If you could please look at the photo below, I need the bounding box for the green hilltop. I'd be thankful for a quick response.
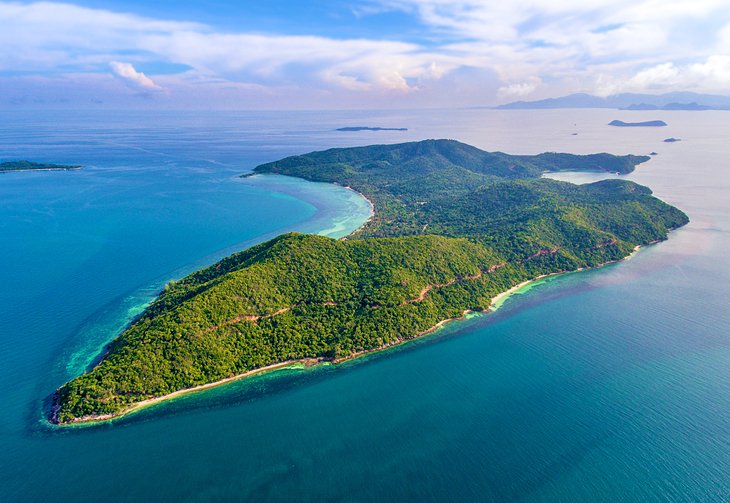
[54,140,687,424]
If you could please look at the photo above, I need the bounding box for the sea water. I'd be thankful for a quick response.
[0,108,728,501]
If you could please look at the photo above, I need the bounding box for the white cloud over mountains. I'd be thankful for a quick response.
[0,0,728,108]
[595,56,730,96]
[498,77,542,98]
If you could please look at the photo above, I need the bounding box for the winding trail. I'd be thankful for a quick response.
[57,235,638,425]
[205,238,615,335]
[402,262,506,305]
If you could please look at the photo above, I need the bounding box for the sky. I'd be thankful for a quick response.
[1,0,729,109]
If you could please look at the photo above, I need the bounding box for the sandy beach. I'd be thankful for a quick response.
[58,359,320,425]
[340,184,375,236]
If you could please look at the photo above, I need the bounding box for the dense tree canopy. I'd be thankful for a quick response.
[55,140,687,423]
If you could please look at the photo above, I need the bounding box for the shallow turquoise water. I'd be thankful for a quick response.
[0,109,728,501]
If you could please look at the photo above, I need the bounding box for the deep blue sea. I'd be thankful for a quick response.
[1,109,728,501]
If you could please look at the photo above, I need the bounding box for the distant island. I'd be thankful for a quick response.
[609,120,667,127]
[663,138,681,143]
[497,92,730,110]
[1,160,81,173]
[336,127,408,132]
[53,139,688,424]
[622,102,711,111]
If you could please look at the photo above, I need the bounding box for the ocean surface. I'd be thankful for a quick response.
[0,109,728,501]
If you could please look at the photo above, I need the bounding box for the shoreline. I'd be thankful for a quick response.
[336,183,375,237]
[1,166,82,174]
[54,359,322,426]
[56,239,655,426]
[53,175,376,427]
[53,172,669,426]
[238,174,374,239]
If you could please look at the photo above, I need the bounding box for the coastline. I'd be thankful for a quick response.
[1,166,82,174]
[54,359,321,426]
[239,174,373,239]
[57,239,654,425]
[53,172,669,426]
[336,183,375,237]
[54,176,375,426]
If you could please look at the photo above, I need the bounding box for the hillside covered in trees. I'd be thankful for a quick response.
[54,140,687,423]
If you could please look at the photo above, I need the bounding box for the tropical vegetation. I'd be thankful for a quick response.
[54,140,687,423]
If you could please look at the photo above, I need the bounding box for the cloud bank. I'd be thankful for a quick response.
[0,0,728,108]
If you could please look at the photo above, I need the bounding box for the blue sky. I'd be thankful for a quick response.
[1,0,729,109]
[66,0,432,42]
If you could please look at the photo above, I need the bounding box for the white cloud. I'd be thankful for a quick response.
[0,2,201,70]
[110,61,162,91]
[689,55,730,85]
[498,77,542,98]
[630,63,682,87]
[595,56,730,95]
[0,0,729,107]
[720,23,730,47]
[0,1,447,94]
[377,0,730,98]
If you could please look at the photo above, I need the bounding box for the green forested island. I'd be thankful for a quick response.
[1,160,81,172]
[53,140,688,424]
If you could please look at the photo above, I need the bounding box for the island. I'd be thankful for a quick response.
[496,92,730,110]
[609,120,668,127]
[336,127,408,131]
[663,138,681,143]
[622,102,711,111]
[1,160,81,173]
[52,139,688,424]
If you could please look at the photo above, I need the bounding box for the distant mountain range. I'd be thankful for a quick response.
[497,92,730,110]
[335,127,408,132]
